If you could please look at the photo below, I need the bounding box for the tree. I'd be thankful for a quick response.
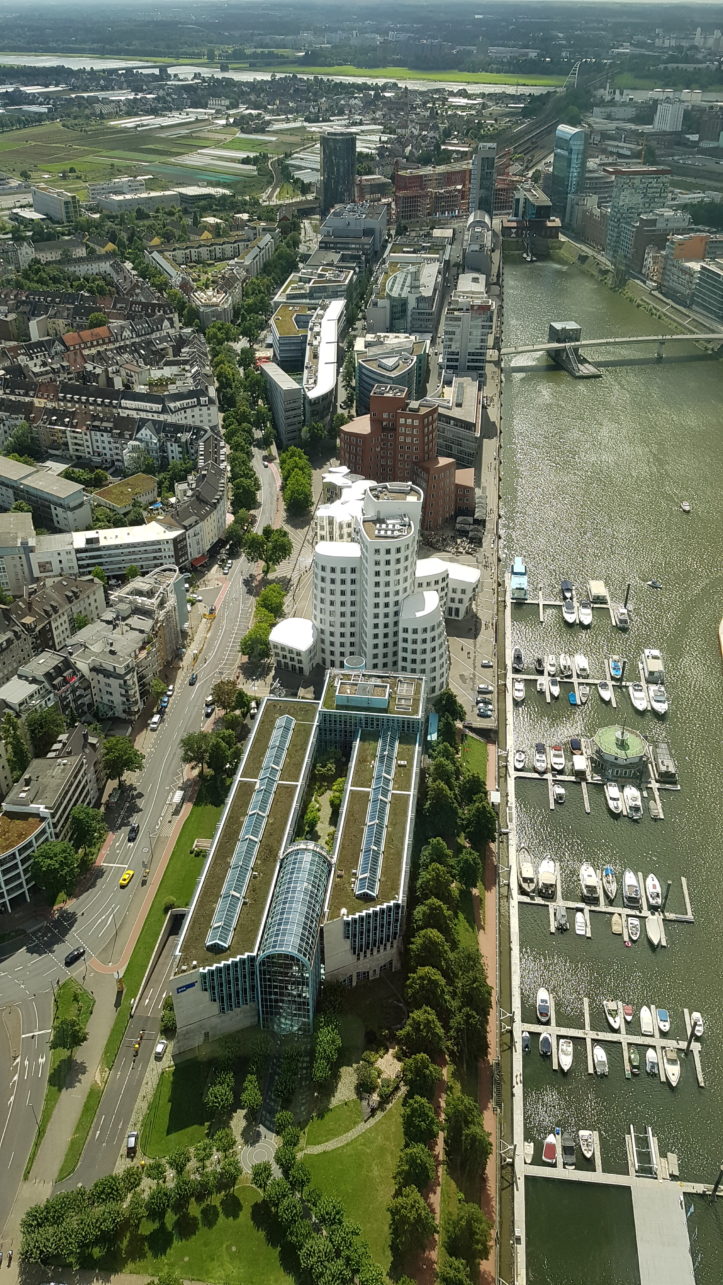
[438,1257,474,1285]
[147,1268,183,1285]
[216,1155,242,1191]
[31,840,81,903]
[150,677,168,702]
[167,1145,191,1176]
[394,1142,435,1192]
[52,1015,88,1052]
[251,1160,273,1192]
[424,778,461,840]
[11,500,32,512]
[406,967,452,1025]
[242,530,266,564]
[257,582,286,618]
[356,1059,380,1096]
[1,710,30,779]
[444,1092,492,1178]
[456,847,482,890]
[399,1006,446,1058]
[73,613,89,632]
[180,731,211,776]
[389,1185,437,1258]
[91,566,107,585]
[102,737,144,784]
[419,836,454,871]
[463,797,497,849]
[203,1071,234,1119]
[444,1201,492,1270]
[207,730,240,777]
[87,311,108,328]
[434,689,465,722]
[125,565,140,581]
[240,1071,262,1120]
[70,805,107,853]
[402,1052,440,1102]
[417,862,458,911]
[25,705,65,757]
[211,679,238,711]
[409,928,454,979]
[312,1018,342,1085]
[402,1095,438,1146]
[413,897,455,940]
[283,469,313,516]
[265,527,292,571]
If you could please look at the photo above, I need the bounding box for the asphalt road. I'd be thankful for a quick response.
[0,445,277,1212]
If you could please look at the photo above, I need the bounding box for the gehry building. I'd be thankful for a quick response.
[269,477,479,697]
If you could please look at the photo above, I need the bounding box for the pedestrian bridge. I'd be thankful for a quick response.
[500,332,723,360]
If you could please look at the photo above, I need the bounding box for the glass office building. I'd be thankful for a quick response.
[256,842,332,1034]
[550,124,587,223]
[320,133,357,215]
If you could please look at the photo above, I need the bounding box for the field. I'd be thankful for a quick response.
[0,121,267,191]
[266,63,565,86]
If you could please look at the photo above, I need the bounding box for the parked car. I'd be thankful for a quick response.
[477,683,493,695]
[126,1131,138,1158]
[128,823,139,842]
[189,672,198,686]
[64,946,86,967]
[223,565,230,575]
[149,714,162,731]
[166,685,174,696]
[154,1040,167,1061]
[159,696,169,710]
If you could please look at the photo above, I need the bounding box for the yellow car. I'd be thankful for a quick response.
[119,869,135,888]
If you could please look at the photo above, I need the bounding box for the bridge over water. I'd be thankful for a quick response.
[500,331,723,363]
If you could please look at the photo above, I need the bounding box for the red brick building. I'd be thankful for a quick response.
[394,162,472,222]
[339,384,471,530]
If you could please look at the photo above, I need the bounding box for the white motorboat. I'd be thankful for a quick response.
[604,999,621,1031]
[559,1038,573,1073]
[518,857,537,895]
[546,654,557,675]
[691,1012,704,1037]
[623,868,641,905]
[680,501,691,513]
[534,743,547,774]
[553,783,566,805]
[593,1044,609,1077]
[640,1005,654,1036]
[562,1132,576,1169]
[539,1032,553,1058]
[574,653,589,678]
[549,676,560,699]
[609,655,623,681]
[604,781,623,816]
[542,1132,558,1165]
[580,863,600,901]
[536,678,546,694]
[628,916,640,942]
[648,684,669,715]
[578,1130,594,1161]
[562,599,577,625]
[537,987,551,1022]
[524,1141,534,1165]
[513,679,526,703]
[514,749,526,771]
[663,1048,681,1087]
[623,786,643,820]
[646,915,662,948]
[629,682,648,712]
[645,873,662,907]
[623,1004,634,1024]
[575,909,586,935]
[578,599,593,628]
[598,680,612,703]
[538,857,557,898]
[645,1047,658,1076]
[550,744,565,773]
[656,1007,670,1034]
[614,603,630,630]
[602,865,617,901]
[559,653,573,676]
[578,684,590,705]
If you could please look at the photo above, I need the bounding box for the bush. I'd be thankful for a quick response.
[355,1060,379,1096]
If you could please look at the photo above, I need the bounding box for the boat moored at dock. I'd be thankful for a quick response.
[609,655,623,680]
[645,1047,658,1075]
[623,785,643,820]
[623,868,641,905]
[593,1044,609,1076]
[598,680,612,703]
[602,865,618,900]
[580,863,600,901]
[645,873,662,907]
[629,682,648,712]
[578,599,593,627]
[513,679,526,703]
[649,684,669,715]
[646,914,662,948]
[542,1132,558,1165]
[562,599,577,625]
[559,1038,573,1073]
[656,1007,671,1033]
[537,987,551,1022]
[562,1131,576,1168]
[604,999,621,1031]
[640,1005,654,1036]
[574,652,589,677]
[663,1047,681,1087]
[518,855,537,895]
[538,857,557,897]
[578,1129,594,1160]
[604,782,623,815]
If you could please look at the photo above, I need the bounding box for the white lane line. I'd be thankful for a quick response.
[22,1030,51,1039]
[94,1113,106,1141]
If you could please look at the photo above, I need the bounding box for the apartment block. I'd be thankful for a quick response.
[604,166,671,264]
[31,185,81,223]
[8,575,107,653]
[394,161,472,222]
[442,273,495,379]
[354,333,429,415]
[261,362,304,446]
[0,455,92,532]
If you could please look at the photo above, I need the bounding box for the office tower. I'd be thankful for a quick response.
[603,166,671,264]
[653,98,685,133]
[550,124,588,223]
[470,143,497,215]
[320,133,356,216]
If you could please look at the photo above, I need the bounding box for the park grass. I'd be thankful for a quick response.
[24,978,94,1178]
[140,1061,212,1156]
[305,1096,362,1146]
[109,1185,291,1285]
[461,733,488,781]
[57,799,221,1180]
[305,1097,403,1268]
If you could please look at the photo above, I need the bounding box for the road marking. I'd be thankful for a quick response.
[94,1114,106,1141]
[23,1057,29,1080]
[21,1029,51,1039]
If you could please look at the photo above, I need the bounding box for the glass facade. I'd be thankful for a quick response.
[551,125,587,222]
[256,842,332,1034]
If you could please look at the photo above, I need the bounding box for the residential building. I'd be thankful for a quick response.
[0,813,51,911]
[71,521,181,579]
[0,512,36,596]
[394,160,472,222]
[272,265,355,310]
[604,166,671,264]
[354,333,429,415]
[612,208,690,274]
[270,479,478,692]
[169,677,424,1048]
[442,273,495,379]
[261,362,304,446]
[7,575,106,653]
[366,256,444,335]
[654,99,685,133]
[92,474,158,516]
[550,124,588,222]
[0,673,57,720]
[17,650,94,723]
[31,185,81,223]
[0,615,34,686]
[693,260,723,322]
[170,461,227,567]
[470,143,496,216]
[0,455,92,532]
[320,133,357,216]
[463,212,493,275]
[432,376,485,469]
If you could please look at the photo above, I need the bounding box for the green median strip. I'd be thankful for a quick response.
[24,979,94,1179]
[56,800,222,1182]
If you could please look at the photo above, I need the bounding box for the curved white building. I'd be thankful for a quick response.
[399,591,448,698]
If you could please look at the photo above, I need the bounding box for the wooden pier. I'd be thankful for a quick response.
[521,869,694,939]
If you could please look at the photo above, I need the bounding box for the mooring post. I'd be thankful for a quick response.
[709,1162,723,1200]
[662,878,672,910]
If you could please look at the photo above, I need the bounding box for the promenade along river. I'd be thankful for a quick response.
[500,258,723,1285]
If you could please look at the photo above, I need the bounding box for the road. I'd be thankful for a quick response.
[0,445,278,1224]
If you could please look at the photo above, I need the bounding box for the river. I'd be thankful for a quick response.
[500,258,723,1284]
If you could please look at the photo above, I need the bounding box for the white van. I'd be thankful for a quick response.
[149,714,162,731]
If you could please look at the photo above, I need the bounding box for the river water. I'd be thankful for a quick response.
[500,258,723,1284]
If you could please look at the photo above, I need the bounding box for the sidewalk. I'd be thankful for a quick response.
[473,742,499,1285]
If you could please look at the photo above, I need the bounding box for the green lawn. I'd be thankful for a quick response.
[305,1096,362,1146]
[58,799,221,1180]
[25,979,94,1178]
[305,1098,403,1268]
[141,1061,212,1156]
[267,63,564,86]
[461,734,487,781]
[108,1186,291,1285]
[222,136,277,153]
